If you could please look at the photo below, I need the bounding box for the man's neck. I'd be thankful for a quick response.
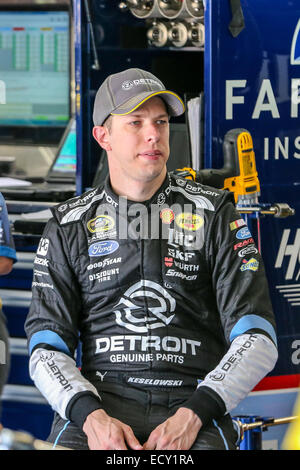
[109,169,167,202]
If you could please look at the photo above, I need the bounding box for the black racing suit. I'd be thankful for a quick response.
[25,173,278,448]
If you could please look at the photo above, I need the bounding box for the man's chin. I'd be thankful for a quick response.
[139,167,166,183]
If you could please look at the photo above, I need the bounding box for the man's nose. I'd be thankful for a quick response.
[144,123,160,143]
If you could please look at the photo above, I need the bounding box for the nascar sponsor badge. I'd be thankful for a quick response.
[37,237,49,256]
[88,240,119,257]
[234,238,254,250]
[164,257,173,267]
[240,258,259,272]
[230,219,246,231]
[87,215,115,233]
[236,227,252,240]
[160,208,175,224]
[175,213,204,231]
[238,245,258,257]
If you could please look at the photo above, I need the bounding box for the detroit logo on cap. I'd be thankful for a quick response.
[122,80,134,90]
[291,19,300,64]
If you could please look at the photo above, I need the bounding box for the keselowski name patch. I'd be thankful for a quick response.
[127,377,183,387]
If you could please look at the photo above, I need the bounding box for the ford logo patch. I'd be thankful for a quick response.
[236,227,252,240]
[89,240,119,257]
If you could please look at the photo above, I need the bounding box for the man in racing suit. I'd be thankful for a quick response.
[25,68,278,450]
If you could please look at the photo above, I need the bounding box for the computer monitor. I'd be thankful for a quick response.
[47,117,76,182]
[0,4,71,144]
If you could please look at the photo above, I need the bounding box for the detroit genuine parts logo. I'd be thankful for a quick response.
[113,280,176,333]
[95,280,202,363]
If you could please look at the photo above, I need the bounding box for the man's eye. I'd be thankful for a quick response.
[157,119,168,125]
[129,121,140,126]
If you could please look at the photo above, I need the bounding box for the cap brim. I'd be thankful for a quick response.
[110,90,185,117]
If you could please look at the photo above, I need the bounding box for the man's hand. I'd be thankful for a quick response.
[83,409,143,450]
[143,407,202,450]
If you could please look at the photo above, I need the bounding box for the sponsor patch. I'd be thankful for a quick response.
[167,248,195,261]
[34,256,49,267]
[236,227,252,240]
[160,208,175,224]
[88,240,119,257]
[87,215,115,233]
[89,268,119,283]
[164,257,173,267]
[32,281,54,289]
[234,237,254,250]
[175,213,204,231]
[87,257,121,271]
[113,280,176,333]
[185,183,219,197]
[168,228,197,248]
[166,269,198,281]
[230,219,246,231]
[237,245,258,257]
[37,237,49,256]
[240,257,259,272]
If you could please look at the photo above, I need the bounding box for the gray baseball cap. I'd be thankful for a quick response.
[93,68,185,126]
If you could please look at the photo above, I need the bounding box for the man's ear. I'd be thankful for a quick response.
[92,126,112,152]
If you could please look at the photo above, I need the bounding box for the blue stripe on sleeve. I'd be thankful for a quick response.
[29,330,71,356]
[229,314,277,346]
[213,420,229,450]
[0,246,17,262]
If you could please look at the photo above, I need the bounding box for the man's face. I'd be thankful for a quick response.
[103,96,170,185]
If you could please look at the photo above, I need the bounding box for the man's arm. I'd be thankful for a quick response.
[0,257,13,275]
[0,193,17,272]
[26,217,142,449]
[143,332,277,450]
[28,345,143,450]
[144,197,278,450]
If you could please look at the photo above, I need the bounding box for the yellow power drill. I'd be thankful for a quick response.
[175,128,260,205]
